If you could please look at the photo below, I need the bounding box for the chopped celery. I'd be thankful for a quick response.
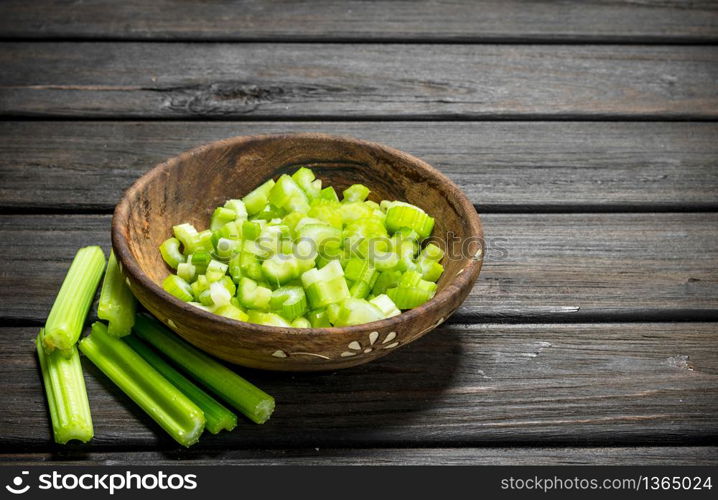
[98,250,136,337]
[248,310,292,327]
[160,238,185,269]
[80,322,205,447]
[291,317,312,328]
[124,335,237,434]
[224,199,248,220]
[177,261,197,283]
[133,315,275,424]
[370,294,401,318]
[163,274,194,302]
[270,286,308,321]
[36,330,93,444]
[333,298,384,326]
[308,309,332,328]
[242,179,276,215]
[385,203,435,239]
[319,186,339,202]
[210,207,237,231]
[160,167,444,327]
[342,184,370,202]
[237,277,272,310]
[387,286,434,309]
[43,246,106,354]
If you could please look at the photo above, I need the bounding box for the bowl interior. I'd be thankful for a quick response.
[124,134,474,296]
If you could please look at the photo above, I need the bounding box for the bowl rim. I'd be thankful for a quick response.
[112,132,483,337]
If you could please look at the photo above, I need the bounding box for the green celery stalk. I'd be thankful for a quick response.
[43,246,106,354]
[36,330,94,444]
[79,322,205,447]
[133,314,275,424]
[124,335,237,434]
[98,250,136,337]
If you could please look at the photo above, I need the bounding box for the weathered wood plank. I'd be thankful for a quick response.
[2,44,716,119]
[2,121,717,211]
[3,447,717,466]
[1,1,716,43]
[2,323,716,449]
[1,214,716,322]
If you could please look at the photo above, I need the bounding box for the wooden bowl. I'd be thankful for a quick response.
[112,133,483,371]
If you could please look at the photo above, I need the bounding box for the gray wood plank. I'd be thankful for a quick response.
[1,1,716,43]
[2,43,716,119]
[2,323,716,449]
[1,214,716,323]
[3,447,717,466]
[2,121,717,211]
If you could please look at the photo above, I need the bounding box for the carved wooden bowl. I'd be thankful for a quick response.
[112,133,483,371]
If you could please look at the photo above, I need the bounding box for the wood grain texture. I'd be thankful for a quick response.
[2,43,717,119]
[1,1,716,42]
[2,121,717,212]
[1,213,716,323]
[3,447,717,466]
[2,323,716,449]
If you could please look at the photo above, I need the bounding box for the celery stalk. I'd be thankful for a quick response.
[36,330,94,444]
[124,336,237,434]
[98,250,136,337]
[133,314,275,424]
[43,246,106,354]
[79,322,205,447]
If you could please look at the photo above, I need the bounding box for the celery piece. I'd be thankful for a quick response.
[133,315,275,424]
[194,230,214,253]
[36,330,94,444]
[292,167,321,199]
[124,335,237,434]
[210,207,237,231]
[43,246,106,354]
[370,294,401,318]
[190,251,211,273]
[177,262,197,283]
[224,199,248,220]
[160,238,185,269]
[242,220,262,240]
[417,257,444,282]
[261,253,300,286]
[291,317,311,328]
[228,253,243,283]
[215,303,249,322]
[307,200,343,228]
[270,286,308,321]
[173,223,199,254]
[343,258,376,284]
[386,287,434,309]
[421,243,445,261]
[237,277,272,310]
[215,237,240,260]
[190,275,209,301]
[342,184,370,202]
[80,323,205,446]
[372,269,402,295]
[243,179,276,215]
[247,310,292,327]
[268,174,308,210]
[162,274,194,302]
[385,204,435,239]
[205,259,229,282]
[319,186,339,202]
[333,298,384,326]
[98,250,136,337]
[307,309,331,328]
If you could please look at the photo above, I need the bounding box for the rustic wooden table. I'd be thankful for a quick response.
[1,1,717,465]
